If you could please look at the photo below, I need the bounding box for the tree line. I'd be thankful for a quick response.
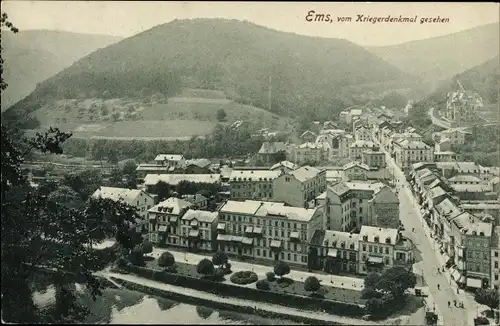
[62,123,266,163]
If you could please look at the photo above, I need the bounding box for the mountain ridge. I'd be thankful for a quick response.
[367,22,499,83]
[3,18,418,129]
[1,30,123,110]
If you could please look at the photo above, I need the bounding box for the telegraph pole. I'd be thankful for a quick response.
[268,76,272,112]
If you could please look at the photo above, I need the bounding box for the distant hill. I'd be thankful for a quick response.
[425,55,499,105]
[1,30,123,110]
[367,23,499,83]
[3,18,417,129]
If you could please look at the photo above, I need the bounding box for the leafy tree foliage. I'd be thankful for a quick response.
[273,261,290,278]
[62,168,103,201]
[474,288,500,313]
[196,258,215,276]
[212,251,228,267]
[158,251,175,268]
[256,279,271,291]
[151,181,172,201]
[304,276,321,292]
[216,108,227,121]
[0,13,19,91]
[141,240,153,255]
[47,185,84,210]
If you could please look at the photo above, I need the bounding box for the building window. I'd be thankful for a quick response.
[369,245,372,253]
[362,244,366,251]
[288,253,291,260]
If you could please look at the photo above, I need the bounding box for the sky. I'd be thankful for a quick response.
[2,1,499,46]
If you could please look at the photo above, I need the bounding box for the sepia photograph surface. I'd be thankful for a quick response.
[1,1,499,325]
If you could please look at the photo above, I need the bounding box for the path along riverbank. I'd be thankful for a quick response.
[99,270,378,325]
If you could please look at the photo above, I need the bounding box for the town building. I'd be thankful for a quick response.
[136,164,172,179]
[257,142,287,165]
[182,194,208,210]
[433,127,472,146]
[491,226,500,290]
[270,161,299,173]
[91,186,155,232]
[300,130,317,143]
[339,111,351,124]
[144,174,221,193]
[354,126,372,142]
[229,170,281,201]
[323,121,338,130]
[339,134,355,158]
[461,220,493,289]
[393,139,433,171]
[433,151,457,162]
[184,159,212,174]
[448,175,482,186]
[366,186,400,229]
[154,154,186,168]
[445,90,483,126]
[273,166,327,208]
[324,181,385,232]
[290,142,326,165]
[349,140,375,160]
[358,226,413,274]
[309,230,360,274]
[216,200,323,266]
[180,209,218,251]
[362,150,386,168]
[148,197,193,245]
[342,162,371,181]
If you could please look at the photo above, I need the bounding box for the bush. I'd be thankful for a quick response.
[304,276,321,292]
[474,316,490,325]
[129,246,145,266]
[142,240,153,254]
[158,251,175,268]
[212,251,228,266]
[197,258,215,276]
[256,279,271,291]
[230,271,258,285]
[274,261,290,278]
[222,262,232,275]
[266,272,276,282]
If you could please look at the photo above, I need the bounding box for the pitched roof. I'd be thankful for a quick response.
[342,161,370,171]
[359,226,398,244]
[181,209,218,223]
[229,170,281,181]
[435,198,462,220]
[451,184,492,193]
[185,158,212,169]
[323,230,359,250]
[218,200,263,215]
[448,175,482,183]
[297,142,323,149]
[258,142,286,154]
[254,201,320,222]
[372,186,398,204]
[289,166,322,182]
[144,174,221,186]
[149,197,193,215]
[155,154,184,161]
[270,161,299,171]
[429,186,448,199]
[183,194,208,204]
[300,130,317,138]
[350,140,375,148]
[92,186,143,205]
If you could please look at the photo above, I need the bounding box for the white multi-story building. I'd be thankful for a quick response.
[148,197,193,245]
[273,166,327,208]
[180,209,218,251]
[393,139,433,171]
[92,186,155,232]
[355,126,372,142]
[358,226,412,274]
[229,170,281,201]
[290,142,326,165]
[323,181,386,232]
[433,127,472,146]
[216,200,323,266]
[349,140,375,160]
[154,154,186,168]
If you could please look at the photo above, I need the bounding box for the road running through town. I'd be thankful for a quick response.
[377,139,471,326]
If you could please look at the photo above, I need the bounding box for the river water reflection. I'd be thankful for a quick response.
[32,285,304,325]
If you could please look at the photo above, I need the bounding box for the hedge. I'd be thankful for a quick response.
[230,271,258,285]
[119,264,365,317]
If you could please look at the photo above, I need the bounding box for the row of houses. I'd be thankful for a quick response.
[146,196,412,275]
[408,162,499,290]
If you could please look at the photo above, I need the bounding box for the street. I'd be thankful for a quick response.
[377,139,473,326]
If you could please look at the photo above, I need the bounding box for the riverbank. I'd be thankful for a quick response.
[104,271,377,325]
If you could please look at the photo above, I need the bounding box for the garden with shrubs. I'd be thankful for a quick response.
[114,249,367,317]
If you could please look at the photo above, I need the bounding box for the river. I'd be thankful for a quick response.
[32,284,304,325]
